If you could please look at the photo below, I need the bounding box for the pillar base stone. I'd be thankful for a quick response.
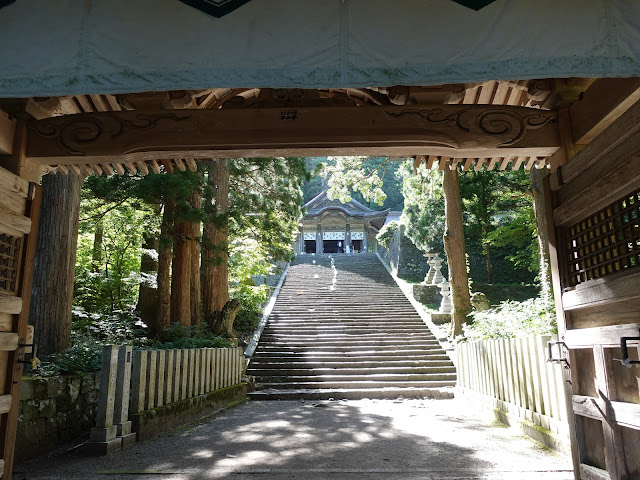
[82,437,122,456]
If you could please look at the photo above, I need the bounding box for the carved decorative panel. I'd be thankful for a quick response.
[564,189,640,288]
[351,231,364,240]
[0,233,21,293]
[303,232,316,241]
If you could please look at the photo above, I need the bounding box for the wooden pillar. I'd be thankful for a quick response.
[362,222,368,252]
[345,222,351,253]
[316,224,323,254]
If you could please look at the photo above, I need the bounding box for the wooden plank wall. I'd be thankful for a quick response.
[0,166,38,479]
[457,335,569,440]
[129,347,245,415]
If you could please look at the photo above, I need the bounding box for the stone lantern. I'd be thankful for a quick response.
[439,280,453,314]
[431,254,445,285]
[423,253,436,284]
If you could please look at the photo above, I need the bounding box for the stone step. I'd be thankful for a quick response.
[253,372,455,382]
[254,344,445,352]
[251,353,452,361]
[248,360,454,368]
[255,380,457,389]
[248,366,457,377]
[260,331,436,338]
[247,387,455,400]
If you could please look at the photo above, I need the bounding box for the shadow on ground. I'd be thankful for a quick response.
[15,399,572,480]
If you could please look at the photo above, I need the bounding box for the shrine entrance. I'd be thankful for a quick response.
[0,2,639,478]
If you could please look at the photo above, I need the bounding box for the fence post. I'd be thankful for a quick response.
[155,350,166,407]
[146,350,157,410]
[87,345,122,453]
[164,349,175,405]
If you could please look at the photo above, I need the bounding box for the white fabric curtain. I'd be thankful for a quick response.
[0,0,638,97]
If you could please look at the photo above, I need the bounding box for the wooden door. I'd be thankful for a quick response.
[0,165,40,479]
[548,100,640,480]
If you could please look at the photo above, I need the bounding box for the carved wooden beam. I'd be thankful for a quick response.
[26,105,560,164]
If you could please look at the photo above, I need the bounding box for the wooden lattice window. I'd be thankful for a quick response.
[565,189,640,288]
[0,233,21,293]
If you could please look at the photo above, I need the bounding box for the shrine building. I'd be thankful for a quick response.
[296,189,389,255]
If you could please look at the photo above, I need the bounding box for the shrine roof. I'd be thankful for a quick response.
[304,189,389,220]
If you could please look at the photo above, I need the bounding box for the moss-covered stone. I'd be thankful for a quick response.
[131,383,248,442]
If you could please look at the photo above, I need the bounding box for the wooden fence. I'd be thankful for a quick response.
[457,335,569,440]
[129,347,246,414]
[88,345,246,452]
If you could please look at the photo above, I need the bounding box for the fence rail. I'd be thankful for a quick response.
[130,347,245,414]
[457,335,569,437]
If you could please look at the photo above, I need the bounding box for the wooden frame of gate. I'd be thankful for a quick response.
[547,94,640,480]
[0,78,639,479]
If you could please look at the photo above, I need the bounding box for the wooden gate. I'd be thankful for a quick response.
[548,100,640,480]
[0,165,40,478]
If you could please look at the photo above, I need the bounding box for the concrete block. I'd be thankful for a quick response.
[82,437,122,456]
[90,425,117,443]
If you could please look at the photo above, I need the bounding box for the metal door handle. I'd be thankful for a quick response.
[547,341,569,367]
[620,337,640,368]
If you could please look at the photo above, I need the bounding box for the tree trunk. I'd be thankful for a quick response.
[91,219,103,273]
[136,233,159,335]
[171,216,191,327]
[201,159,229,319]
[529,167,554,307]
[29,173,82,356]
[156,203,173,333]
[442,167,472,338]
[190,189,202,327]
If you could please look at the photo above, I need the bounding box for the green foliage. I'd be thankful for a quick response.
[153,323,233,349]
[34,310,149,377]
[376,221,399,250]
[229,158,308,262]
[485,207,538,273]
[462,297,556,341]
[399,161,445,253]
[228,238,273,340]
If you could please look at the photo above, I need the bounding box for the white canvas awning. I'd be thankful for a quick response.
[0,0,639,97]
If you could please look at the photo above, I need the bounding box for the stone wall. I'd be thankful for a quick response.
[381,225,430,282]
[472,283,540,306]
[16,373,100,462]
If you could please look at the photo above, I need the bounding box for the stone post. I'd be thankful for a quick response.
[432,254,445,285]
[86,345,123,454]
[439,280,453,314]
[113,345,136,447]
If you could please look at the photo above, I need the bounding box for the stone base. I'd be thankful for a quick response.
[430,313,451,325]
[82,437,122,456]
[90,425,116,443]
[412,284,441,306]
[131,383,248,443]
[116,421,132,436]
[119,432,137,448]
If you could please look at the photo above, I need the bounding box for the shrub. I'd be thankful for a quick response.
[462,297,556,341]
[153,323,233,349]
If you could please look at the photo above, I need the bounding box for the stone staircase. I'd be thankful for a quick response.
[247,254,456,400]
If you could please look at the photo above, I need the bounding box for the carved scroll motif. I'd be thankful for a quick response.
[386,107,557,147]
[31,113,192,157]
